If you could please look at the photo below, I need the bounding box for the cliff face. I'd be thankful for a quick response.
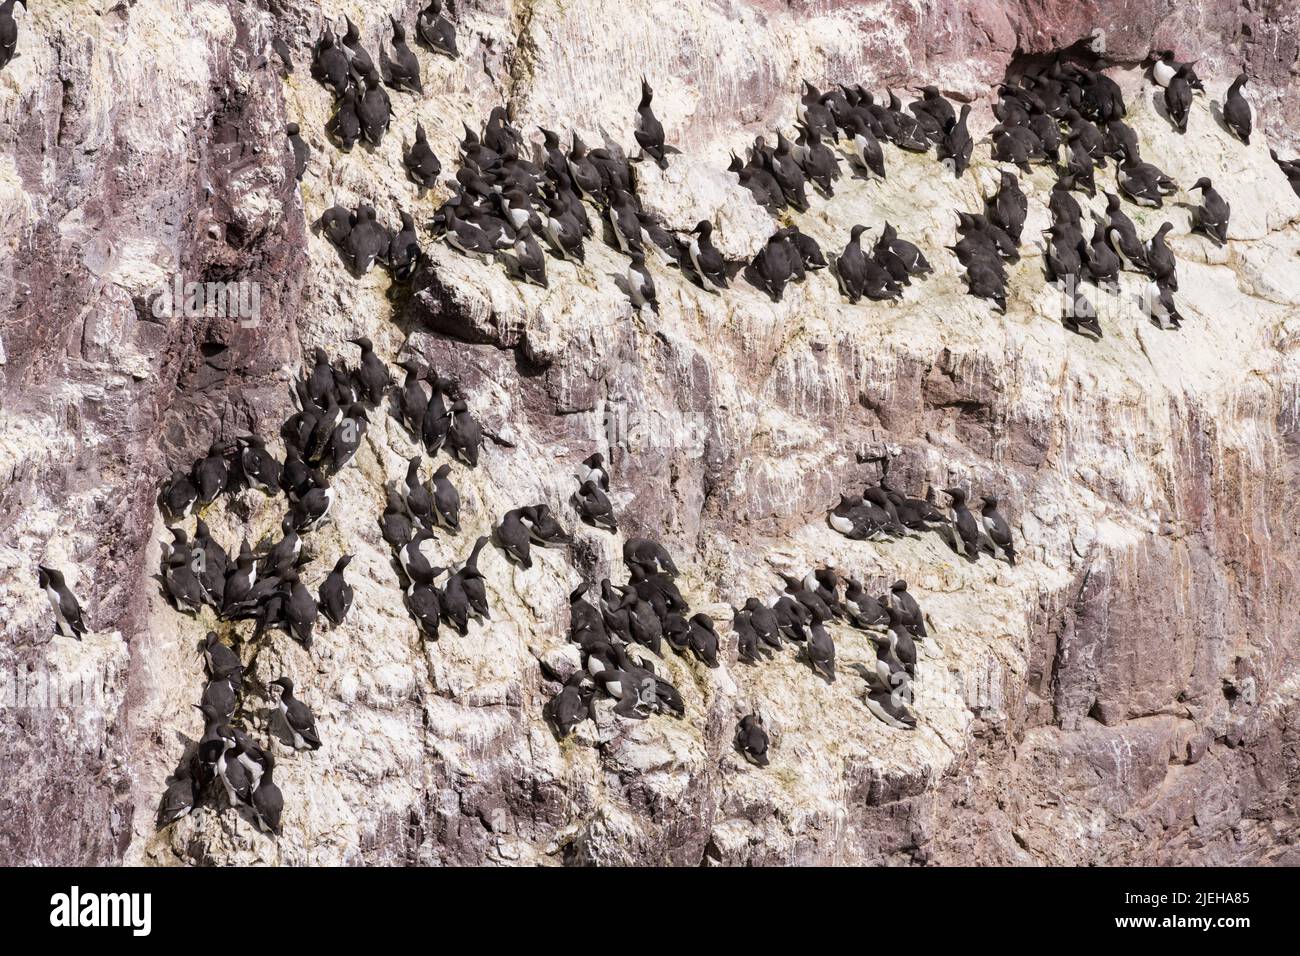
[1,0,1299,866]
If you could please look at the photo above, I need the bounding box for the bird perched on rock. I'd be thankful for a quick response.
[403,123,442,189]
[547,672,595,738]
[356,68,392,146]
[1189,177,1229,244]
[734,714,770,766]
[344,205,391,275]
[38,565,86,640]
[938,104,973,178]
[1145,221,1178,291]
[865,685,918,730]
[0,0,27,73]
[319,554,354,627]
[270,677,322,751]
[979,496,1017,565]
[340,16,375,75]
[287,123,310,180]
[384,17,422,93]
[1164,66,1192,133]
[251,752,284,835]
[634,78,672,168]
[805,622,836,682]
[310,27,351,97]
[943,487,986,561]
[157,761,197,827]
[417,0,458,59]
[1223,70,1252,144]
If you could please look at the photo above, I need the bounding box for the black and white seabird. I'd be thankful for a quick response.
[844,578,888,630]
[734,714,770,767]
[634,78,670,169]
[938,104,973,178]
[430,463,461,531]
[416,0,458,58]
[626,250,659,314]
[235,435,282,496]
[381,488,414,550]
[280,569,319,648]
[1145,222,1178,291]
[356,68,392,146]
[38,565,86,640]
[1117,149,1178,207]
[524,504,572,548]
[193,441,231,506]
[326,84,362,151]
[202,676,237,721]
[1223,70,1252,145]
[687,220,729,292]
[1164,67,1192,134]
[407,578,444,640]
[577,453,610,491]
[316,204,354,249]
[979,496,1017,565]
[886,580,928,638]
[385,17,423,93]
[496,508,534,569]
[685,613,720,667]
[319,555,354,627]
[1103,193,1148,270]
[400,531,442,585]
[291,468,334,533]
[270,677,322,751]
[395,360,428,439]
[403,123,442,189]
[769,131,811,207]
[311,27,350,97]
[340,16,375,74]
[221,539,258,615]
[604,188,644,254]
[344,205,391,275]
[160,467,198,522]
[454,536,491,625]
[161,537,206,615]
[157,762,197,827]
[805,622,836,682]
[943,487,985,560]
[865,685,917,730]
[510,223,549,288]
[1189,177,1230,244]
[344,337,390,408]
[842,113,886,180]
[575,480,617,531]
[1085,223,1121,286]
[0,0,26,72]
[388,212,422,282]
[251,752,284,835]
[287,123,310,181]
[748,230,799,302]
[623,537,678,577]
[1146,280,1185,330]
[216,726,254,808]
[547,672,594,738]
[447,400,483,467]
[1148,51,1204,93]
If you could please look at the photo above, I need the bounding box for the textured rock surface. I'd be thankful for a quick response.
[1,1,1299,866]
